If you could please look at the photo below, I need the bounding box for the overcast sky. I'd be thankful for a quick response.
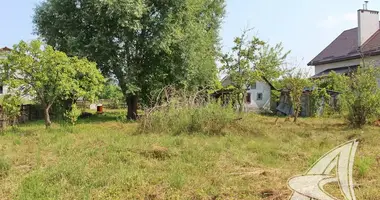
[1,0,379,75]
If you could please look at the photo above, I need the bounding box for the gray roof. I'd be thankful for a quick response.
[312,65,358,78]
[308,22,380,66]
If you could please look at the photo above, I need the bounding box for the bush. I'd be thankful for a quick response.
[315,72,350,116]
[138,89,237,135]
[1,94,22,127]
[342,66,380,128]
[64,104,82,126]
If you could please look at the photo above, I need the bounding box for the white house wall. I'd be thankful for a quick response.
[246,81,271,110]
[0,54,7,96]
[0,52,18,97]
[314,55,380,74]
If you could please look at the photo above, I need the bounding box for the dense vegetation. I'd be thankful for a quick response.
[0,40,104,128]
[34,0,225,120]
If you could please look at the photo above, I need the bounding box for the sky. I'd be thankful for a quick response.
[1,0,379,75]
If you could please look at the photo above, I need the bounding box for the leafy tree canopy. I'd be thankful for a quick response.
[1,40,105,127]
[34,0,226,119]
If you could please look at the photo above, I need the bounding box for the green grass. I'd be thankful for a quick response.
[0,112,379,199]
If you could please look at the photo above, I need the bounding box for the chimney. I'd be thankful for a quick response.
[358,1,379,46]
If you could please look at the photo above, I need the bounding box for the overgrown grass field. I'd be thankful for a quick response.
[0,111,379,199]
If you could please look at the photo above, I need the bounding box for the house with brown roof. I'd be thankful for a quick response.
[309,3,380,78]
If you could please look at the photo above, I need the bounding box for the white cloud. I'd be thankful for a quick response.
[317,12,357,28]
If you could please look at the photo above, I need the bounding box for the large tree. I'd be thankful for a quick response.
[1,40,104,128]
[33,0,225,120]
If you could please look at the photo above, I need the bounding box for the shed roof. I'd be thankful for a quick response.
[311,65,358,78]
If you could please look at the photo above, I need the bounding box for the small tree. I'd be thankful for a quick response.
[220,29,289,112]
[283,71,311,122]
[1,40,105,128]
[1,94,22,127]
[343,66,380,128]
[64,103,82,126]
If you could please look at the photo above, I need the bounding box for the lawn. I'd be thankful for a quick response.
[0,111,379,199]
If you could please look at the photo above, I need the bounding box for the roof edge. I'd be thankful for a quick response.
[361,29,380,50]
[0,47,12,52]
[307,29,356,66]
[358,9,379,13]
[308,50,380,66]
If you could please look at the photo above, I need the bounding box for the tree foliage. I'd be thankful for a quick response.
[1,40,104,128]
[312,72,349,116]
[282,71,311,122]
[1,94,22,127]
[33,0,225,120]
[309,88,330,117]
[316,71,349,93]
[64,103,82,126]
[220,29,289,112]
[100,81,124,109]
[342,66,380,128]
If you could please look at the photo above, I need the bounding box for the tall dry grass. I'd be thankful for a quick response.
[138,87,238,135]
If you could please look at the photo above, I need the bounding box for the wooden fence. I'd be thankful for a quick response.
[0,104,43,128]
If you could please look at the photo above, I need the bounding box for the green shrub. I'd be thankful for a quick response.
[64,104,82,126]
[316,71,349,116]
[138,99,237,135]
[342,66,380,128]
[1,94,22,127]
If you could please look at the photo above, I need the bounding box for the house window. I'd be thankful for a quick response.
[251,82,257,89]
[246,93,251,103]
[257,93,263,100]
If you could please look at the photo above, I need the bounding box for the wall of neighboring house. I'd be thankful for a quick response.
[245,81,271,110]
[0,53,7,96]
[315,55,380,74]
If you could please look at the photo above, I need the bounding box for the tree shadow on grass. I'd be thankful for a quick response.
[75,110,137,125]
[76,113,121,124]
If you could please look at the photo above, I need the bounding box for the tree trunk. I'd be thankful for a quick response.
[1,113,6,130]
[293,107,299,123]
[127,95,138,120]
[238,93,244,113]
[44,106,52,128]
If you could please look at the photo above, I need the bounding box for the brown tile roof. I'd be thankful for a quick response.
[361,29,380,52]
[308,22,380,66]
[0,47,11,52]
